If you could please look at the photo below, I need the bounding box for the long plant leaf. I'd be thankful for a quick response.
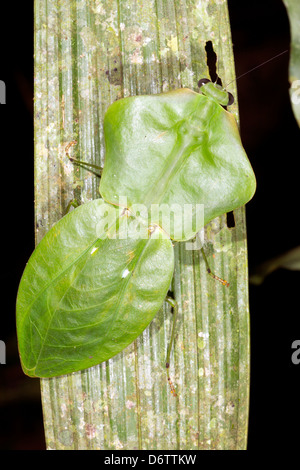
[35,0,251,450]
[283,0,300,126]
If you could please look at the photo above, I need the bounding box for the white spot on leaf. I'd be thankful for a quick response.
[122,268,130,278]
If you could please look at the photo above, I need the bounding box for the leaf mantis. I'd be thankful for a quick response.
[16,79,256,379]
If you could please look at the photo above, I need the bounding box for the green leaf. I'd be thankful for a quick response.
[283,0,300,126]
[100,88,256,241]
[250,245,300,285]
[16,199,174,377]
[31,0,252,450]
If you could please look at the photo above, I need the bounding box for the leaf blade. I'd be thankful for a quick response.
[17,199,174,377]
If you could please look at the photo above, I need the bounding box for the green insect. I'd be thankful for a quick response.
[16,79,256,379]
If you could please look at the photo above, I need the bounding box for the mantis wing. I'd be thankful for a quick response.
[16,199,174,377]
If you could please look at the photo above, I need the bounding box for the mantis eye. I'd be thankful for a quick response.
[227,91,234,106]
[198,78,210,88]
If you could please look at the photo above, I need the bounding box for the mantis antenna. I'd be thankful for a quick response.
[224,49,288,89]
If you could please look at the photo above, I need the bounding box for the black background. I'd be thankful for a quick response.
[0,0,299,451]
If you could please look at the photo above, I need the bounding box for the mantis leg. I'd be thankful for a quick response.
[165,295,178,397]
[163,245,229,398]
[64,199,80,215]
[64,141,103,213]
[65,140,103,177]
[200,247,229,287]
[185,234,229,287]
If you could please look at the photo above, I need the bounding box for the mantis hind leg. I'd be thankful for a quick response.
[200,247,229,287]
[165,295,178,397]
[164,247,229,398]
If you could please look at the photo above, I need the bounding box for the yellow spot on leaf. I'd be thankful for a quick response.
[167,35,178,52]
